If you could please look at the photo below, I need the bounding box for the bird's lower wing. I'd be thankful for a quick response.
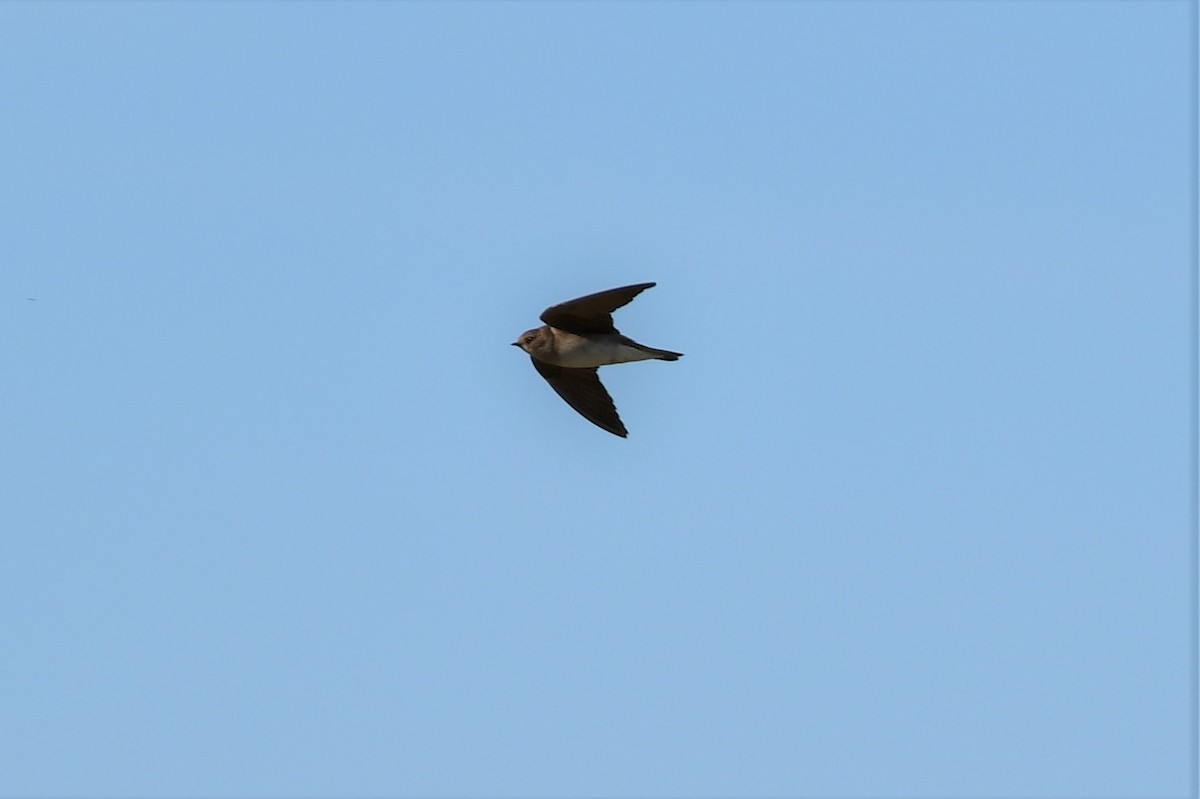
[531,358,628,438]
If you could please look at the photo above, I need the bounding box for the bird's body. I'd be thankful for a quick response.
[518,326,680,369]
[512,282,682,437]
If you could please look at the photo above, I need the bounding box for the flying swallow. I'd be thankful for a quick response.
[513,282,682,437]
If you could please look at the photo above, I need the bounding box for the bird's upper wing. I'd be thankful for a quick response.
[531,357,627,437]
[539,282,656,336]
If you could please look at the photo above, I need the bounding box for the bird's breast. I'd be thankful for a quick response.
[547,330,658,368]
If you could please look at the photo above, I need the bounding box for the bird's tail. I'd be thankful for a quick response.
[646,347,683,361]
[620,335,683,361]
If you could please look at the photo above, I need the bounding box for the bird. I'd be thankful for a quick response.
[512,282,682,438]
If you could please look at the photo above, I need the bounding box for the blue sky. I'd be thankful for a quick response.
[1,2,1193,796]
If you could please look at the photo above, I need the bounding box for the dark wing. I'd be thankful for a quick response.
[531,358,628,437]
[539,282,656,336]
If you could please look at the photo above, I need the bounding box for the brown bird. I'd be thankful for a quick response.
[512,282,682,437]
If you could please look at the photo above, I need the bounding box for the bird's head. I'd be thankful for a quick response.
[512,327,546,355]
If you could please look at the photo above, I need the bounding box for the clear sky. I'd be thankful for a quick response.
[1,2,1193,796]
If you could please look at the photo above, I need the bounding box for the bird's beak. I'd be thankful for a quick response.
[511,341,521,347]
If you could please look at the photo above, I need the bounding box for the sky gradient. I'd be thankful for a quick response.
[1,2,1194,796]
